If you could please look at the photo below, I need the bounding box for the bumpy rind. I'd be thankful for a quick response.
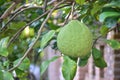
[57,20,93,58]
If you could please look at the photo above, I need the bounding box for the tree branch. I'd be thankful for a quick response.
[8,0,65,72]
[71,2,75,19]
[0,0,69,32]
[13,0,22,4]
[63,2,75,25]
[0,1,21,22]
[7,10,49,48]
[11,5,29,15]
[63,10,71,25]
[47,0,57,5]
[7,4,69,48]
[92,23,120,48]
[43,0,48,12]
[0,6,43,32]
[92,36,102,48]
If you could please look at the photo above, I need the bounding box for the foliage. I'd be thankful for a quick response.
[0,0,120,80]
[40,56,60,75]
[62,56,77,80]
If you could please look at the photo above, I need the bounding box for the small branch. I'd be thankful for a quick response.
[7,10,49,48]
[12,5,29,15]
[47,0,57,5]
[7,4,69,47]
[0,6,43,32]
[8,0,65,72]
[43,0,48,12]
[92,23,120,48]
[0,1,69,32]
[71,2,75,19]
[108,25,119,32]
[63,2,75,25]
[13,0,22,4]
[63,11,71,25]
[92,36,102,48]
[0,2,19,21]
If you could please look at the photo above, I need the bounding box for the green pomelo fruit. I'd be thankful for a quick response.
[57,20,93,58]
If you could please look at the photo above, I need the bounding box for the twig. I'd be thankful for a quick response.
[13,0,22,4]
[0,0,68,31]
[71,2,75,19]
[7,4,69,48]
[92,36,102,48]
[108,26,118,32]
[63,11,71,25]
[43,0,48,12]
[47,0,57,5]
[92,23,120,48]
[0,6,43,32]
[63,2,75,25]
[12,5,28,15]
[0,1,20,21]
[7,10,49,48]
[8,0,65,72]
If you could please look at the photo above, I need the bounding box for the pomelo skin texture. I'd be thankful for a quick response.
[57,20,93,58]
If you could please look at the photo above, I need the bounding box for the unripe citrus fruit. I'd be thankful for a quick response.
[57,20,93,58]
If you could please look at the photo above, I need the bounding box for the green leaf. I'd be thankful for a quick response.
[100,26,109,36]
[25,0,28,3]
[14,57,30,71]
[62,56,77,80]
[78,58,88,67]
[91,2,104,16]
[92,48,102,60]
[3,71,14,80]
[104,1,120,8]
[33,0,42,5]
[41,30,55,48]
[48,22,60,30]
[104,17,118,28]
[0,37,9,48]
[94,57,107,68]
[10,22,26,30]
[0,70,3,80]
[0,62,4,70]
[75,0,85,5]
[99,12,120,22]
[40,56,59,75]
[78,53,91,67]
[0,37,9,57]
[15,69,28,79]
[105,39,120,49]
[3,60,9,67]
[0,48,9,57]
